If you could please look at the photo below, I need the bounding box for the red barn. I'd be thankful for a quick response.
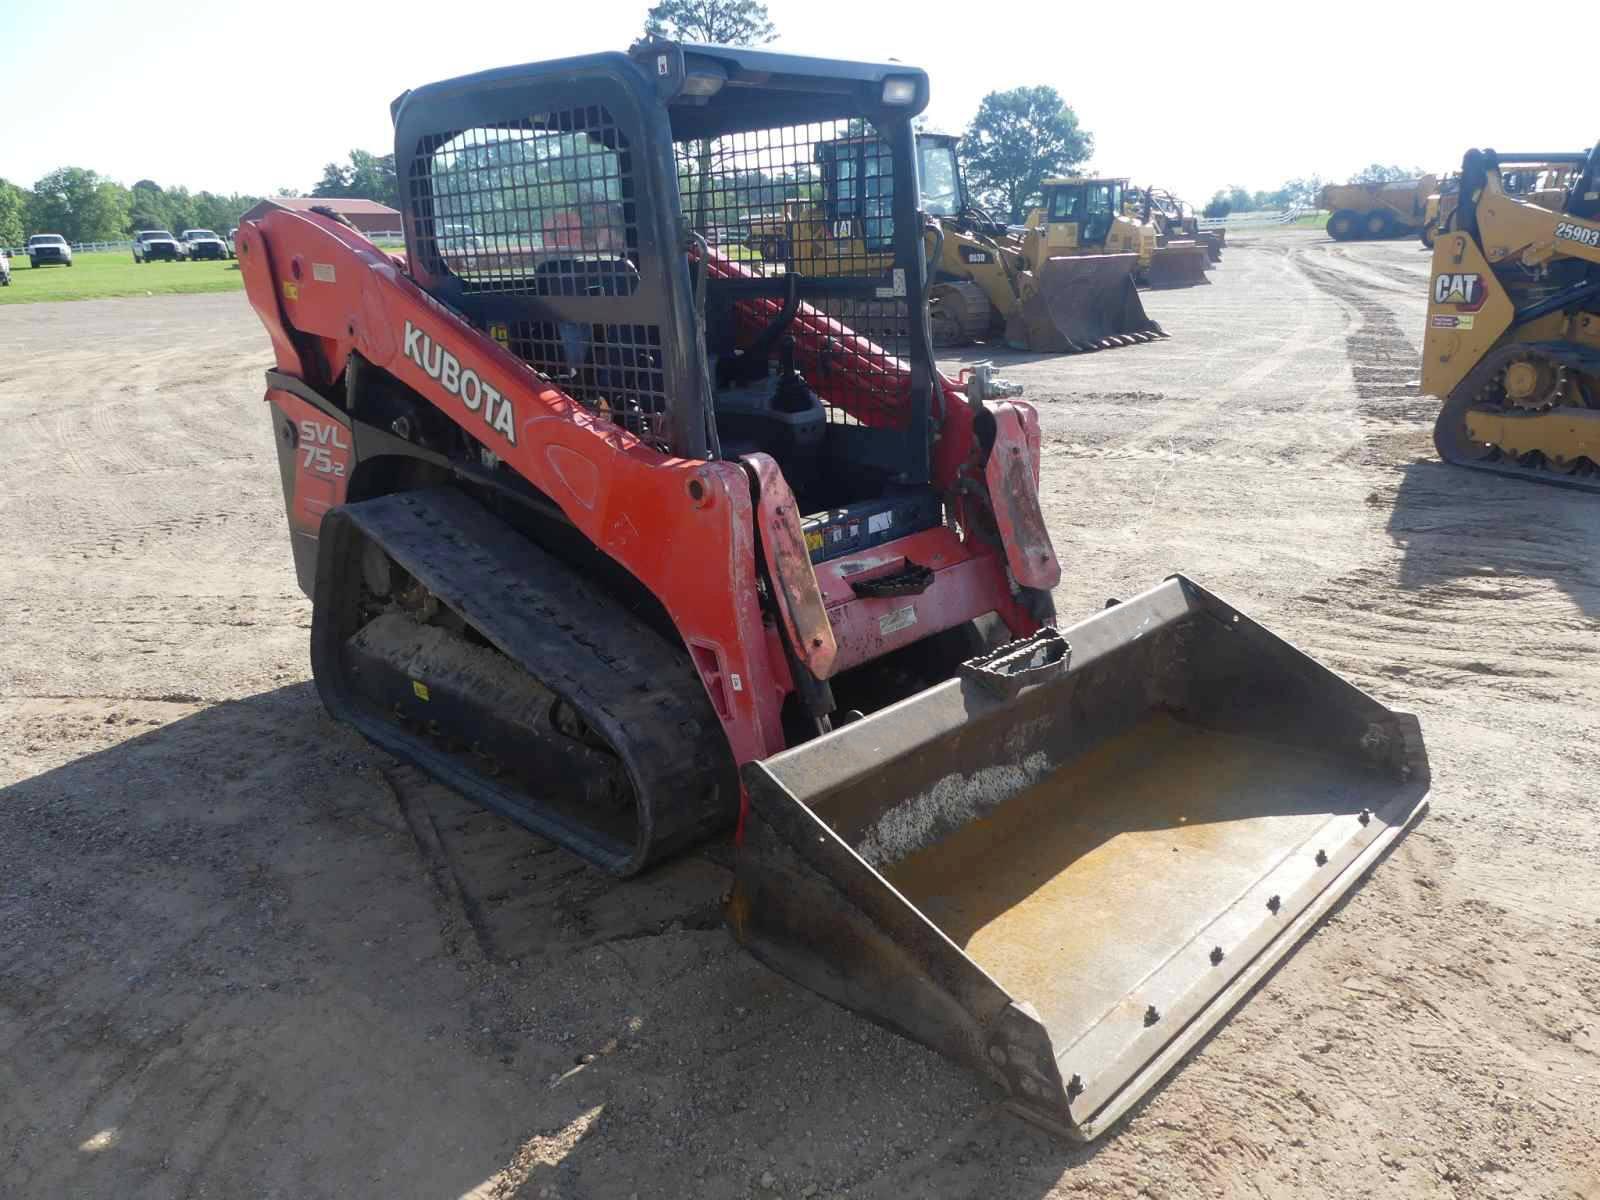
[239,197,401,236]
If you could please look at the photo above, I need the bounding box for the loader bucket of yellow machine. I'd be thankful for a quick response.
[730,575,1428,1142]
[1142,241,1212,288]
[1006,253,1166,352]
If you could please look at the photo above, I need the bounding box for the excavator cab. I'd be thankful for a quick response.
[238,38,1430,1143]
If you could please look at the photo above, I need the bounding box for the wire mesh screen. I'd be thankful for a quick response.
[685,119,913,432]
[409,107,668,446]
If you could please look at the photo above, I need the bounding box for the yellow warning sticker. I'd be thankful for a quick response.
[804,530,823,552]
[411,680,430,701]
[489,322,510,346]
[282,281,299,301]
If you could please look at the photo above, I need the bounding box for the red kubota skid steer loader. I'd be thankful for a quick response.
[238,39,1430,1140]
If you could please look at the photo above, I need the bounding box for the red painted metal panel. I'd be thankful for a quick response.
[267,389,351,536]
[743,454,838,679]
[986,402,1061,590]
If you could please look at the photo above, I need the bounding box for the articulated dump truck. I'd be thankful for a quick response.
[239,39,1430,1140]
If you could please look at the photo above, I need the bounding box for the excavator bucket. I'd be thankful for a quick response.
[1142,242,1212,288]
[1006,253,1166,352]
[731,576,1429,1141]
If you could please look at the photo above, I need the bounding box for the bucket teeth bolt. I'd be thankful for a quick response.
[1209,945,1224,965]
[1066,1074,1085,1100]
[1315,849,1329,867]
[1267,894,1282,914]
[1359,809,1372,826]
[1144,1004,1161,1026]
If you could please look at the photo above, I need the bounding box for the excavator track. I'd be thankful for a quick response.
[1434,342,1600,492]
[929,280,994,346]
[310,487,738,875]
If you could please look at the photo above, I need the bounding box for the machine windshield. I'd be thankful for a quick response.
[1047,186,1085,220]
[917,140,960,216]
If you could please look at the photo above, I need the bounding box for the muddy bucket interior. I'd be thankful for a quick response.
[1008,253,1164,352]
[732,575,1428,1141]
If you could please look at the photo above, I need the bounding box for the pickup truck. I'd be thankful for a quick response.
[27,234,74,267]
[181,229,229,261]
[133,230,185,263]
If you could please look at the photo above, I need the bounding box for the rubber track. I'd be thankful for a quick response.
[1434,341,1600,494]
[312,487,737,874]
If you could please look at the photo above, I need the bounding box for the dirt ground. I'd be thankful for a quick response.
[2,227,1597,1200]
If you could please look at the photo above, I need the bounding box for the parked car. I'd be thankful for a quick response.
[226,227,239,258]
[27,234,73,267]
[181,229,229,261]
[0,246,10,286]
[133,230,185,263]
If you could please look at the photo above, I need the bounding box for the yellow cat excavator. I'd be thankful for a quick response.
[1425,143,1600,488]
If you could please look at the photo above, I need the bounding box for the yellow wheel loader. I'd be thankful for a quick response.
[1029,177,1211,288]
[745,133,1166,353]
[1130,186,1223,263]
[1424,143,1600,488]
[916,135,1166,352]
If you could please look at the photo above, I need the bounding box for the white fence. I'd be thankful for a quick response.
[1198,207,1324,230]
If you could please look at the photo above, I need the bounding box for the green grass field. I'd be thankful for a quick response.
[0,250,245,305]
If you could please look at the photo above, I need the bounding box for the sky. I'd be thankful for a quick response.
[2,0,1595,207]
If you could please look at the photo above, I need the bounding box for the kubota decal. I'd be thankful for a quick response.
[402,321,518,445]
[1555,221,1600,248]
[1433,272,1485,311]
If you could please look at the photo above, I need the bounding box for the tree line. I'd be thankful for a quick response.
[0,150,401,247]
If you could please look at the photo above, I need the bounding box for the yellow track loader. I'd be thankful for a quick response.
[1424,143,1600,488]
